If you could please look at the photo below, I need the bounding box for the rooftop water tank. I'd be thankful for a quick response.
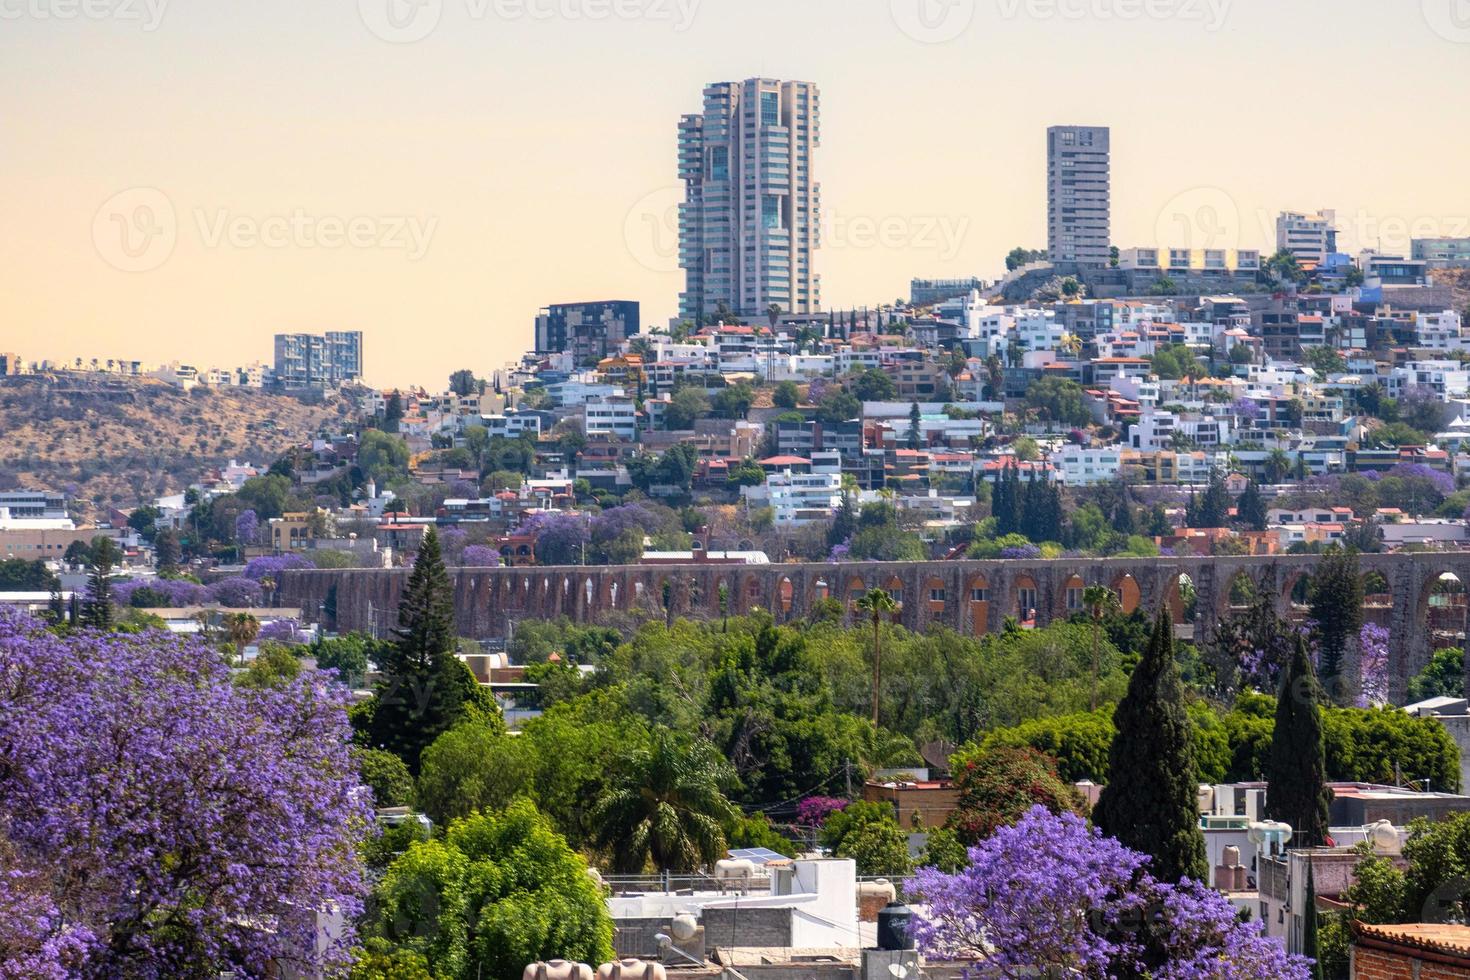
[876,902,915,951]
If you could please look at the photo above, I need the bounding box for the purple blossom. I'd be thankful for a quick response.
[438,526,468,564]
[258,618,309,646]
[796,796,849,827]
[208,576,264,608]
[999,544,1042,560]
[449,479,479,499]
[911,806,1312,979]
[243,554,315,581]
[114,578,210,608]
[827,543,851,563]
[1232,397,1261,423]
[461,545,501,567]
[234,509,259,546]
[1384,462,1456,497]
[0,611,369,976]
[516,511,590,566]
[1358,622,1391,707]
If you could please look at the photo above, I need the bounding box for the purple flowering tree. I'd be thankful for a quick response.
[461,544,501,567]
[0,612,370,976]
[258,618,309,646]
[234,509,259,548]
[517,511,590,566]
[1232,397,1261,424]
[208,576,265,608]
[114,578,210,608]
[1358,622,1391,707]
[437,526,469,565]
[911,806,1312,979]
[244,553,316,582]
[795,796,849,827]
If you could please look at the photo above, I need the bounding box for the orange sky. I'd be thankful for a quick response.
[2,0,1468,386]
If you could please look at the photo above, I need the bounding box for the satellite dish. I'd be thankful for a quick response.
[888,965,909,980]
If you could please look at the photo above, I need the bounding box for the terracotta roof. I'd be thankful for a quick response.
[1354,922,1470,960]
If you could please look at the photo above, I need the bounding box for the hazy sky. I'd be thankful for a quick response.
[3,0,1468,387]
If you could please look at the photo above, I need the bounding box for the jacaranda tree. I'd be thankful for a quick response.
[911,806,1313,979]
[0,612,371,978]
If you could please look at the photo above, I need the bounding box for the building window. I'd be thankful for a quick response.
[929,588,945,603]
[1066,587,1084,611]
[1018,588,1038,617]
[760,91,779,126]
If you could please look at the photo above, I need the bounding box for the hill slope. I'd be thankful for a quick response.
[0,375,349,518]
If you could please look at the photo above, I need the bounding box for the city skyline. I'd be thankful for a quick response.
[3,0,1468,386]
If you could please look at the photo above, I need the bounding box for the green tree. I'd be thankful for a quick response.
[1303,862,1323,980]
[838,817,914,877]
[591,729,736,873]
[856,588,900,729]
[665,386,711,430]
[1094,609,1208,884]
[1025,377,1091,427]
[1409,647,1466,703]
[81,537,120,630]
[382,390,404,432]
[369,528,491,772]
[919,827,968,873]
[815,386,861,424]
[1237,479,1268,531]
[153,527,183,574]
[773,380,801,410]
[354,746,416,809]
[358,430,411,485]
[1308,548,1364,703]
[417,722,534,826]
[1265,636,1333,848]
[448,369,480,397]
[1083,585,1121,711]
[906,401,923,450]
[370,801,614,980]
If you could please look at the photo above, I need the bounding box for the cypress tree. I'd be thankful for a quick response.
[1265,635,1333,848]
[1302,861,1323,980]
[1094,607,1208,883]
[1308,547,1363,704]
[907,402,922,451]
[370,528,483,773]
[1021,471,1044,541]
[1237,479,1268,531]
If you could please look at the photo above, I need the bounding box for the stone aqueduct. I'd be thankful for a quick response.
[277,553,1470,703]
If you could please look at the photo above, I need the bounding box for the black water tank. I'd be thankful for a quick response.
[876,902,915,951]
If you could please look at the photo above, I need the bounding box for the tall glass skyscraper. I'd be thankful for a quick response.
[678,78,821,322]
[1047,125,1111,269]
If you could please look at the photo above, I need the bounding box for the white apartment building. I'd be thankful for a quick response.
[678,77,822,320]
[747,469,844,527]
[1275,210,1338,267]
[479,412,542,439]
[583,396,639,440]
[1416,311,1467,351]
[1387,362,1470,399]
[1047,125,1111,267]
[1055,444,1124,486]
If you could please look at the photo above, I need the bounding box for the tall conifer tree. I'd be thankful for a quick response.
[1094,607,1208,883]
[1265,635,1333,848]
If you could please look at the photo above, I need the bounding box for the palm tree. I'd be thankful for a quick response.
[1083,585,1121,711]
[223,612,259,662]
[856,588,900,729]
[592,729,736,874]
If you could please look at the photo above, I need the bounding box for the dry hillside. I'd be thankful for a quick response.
[0,375,349,519]
[1431,267,1470,313]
